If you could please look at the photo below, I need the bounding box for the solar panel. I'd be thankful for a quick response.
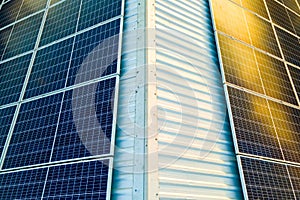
[276,27,300,67]
[0,0,123,198]
[0,168,48,199]
[39,0,81,46]
[245,10,281,57]
[51,78,117,162]
[16,0,47,20]
[255,50,298,105]
[67,19,121,86]
[266,0,295,34]
[240,0,269,19]
[78,0,123,31]
[43,159,111,199]
[227,86,283,159]
[25,38,73,98]
[210,0,300,198]
[268,100,300,163]
[217,33,264,94]
[239,156,295,199]
[3,93,63,169]
[2,12,43,60]
[0,54,32,105]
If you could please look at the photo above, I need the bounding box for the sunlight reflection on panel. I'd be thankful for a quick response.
[212,0,250,44]
[218,33,264,93]
[245,11,281,57]
[228,86,283,159]
[241,0,269,19]
[255,50,298,105]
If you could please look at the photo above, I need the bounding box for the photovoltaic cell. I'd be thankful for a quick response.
[0,54,32,105]
[2,12,43,60]
[240,156,295,200]
[269,101,300,163]
[67,19,120,86]
[51,78,116,162]
[276,26,300,67]
[3,93,63,169]
[289,65,300,98]
[78,0,122,31]
[0,106,15,158]
[227,87,284,160]
[255,50,298,105]
[217,33,264,94]
[0,168,48,200]
[39,0,81,46]
[42,160,110,199]
[0,0,23,28]
[25,38,73,99]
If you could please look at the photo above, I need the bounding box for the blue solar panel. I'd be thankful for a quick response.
[3,93,63,169]
[39,0,81,46]
[78,0,122,31]
[67,19,120,86]
[42,159,110,199]
[0,168,48,200]
[0,106,15,157]
[2,12,43,60]
[25,38,73,98]
[0,54,32,105]
[51,78,116,162]
[0,0,123,198]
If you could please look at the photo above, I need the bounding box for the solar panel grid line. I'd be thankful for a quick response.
[216,32,300,106]
[21,73,118,107]
[0,153,112,174]
[0,0,52,170]
[236,156,250,200]
[273,0,300,16]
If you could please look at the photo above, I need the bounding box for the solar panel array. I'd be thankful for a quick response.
[210,0,300,199]
[0,0,123,199]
